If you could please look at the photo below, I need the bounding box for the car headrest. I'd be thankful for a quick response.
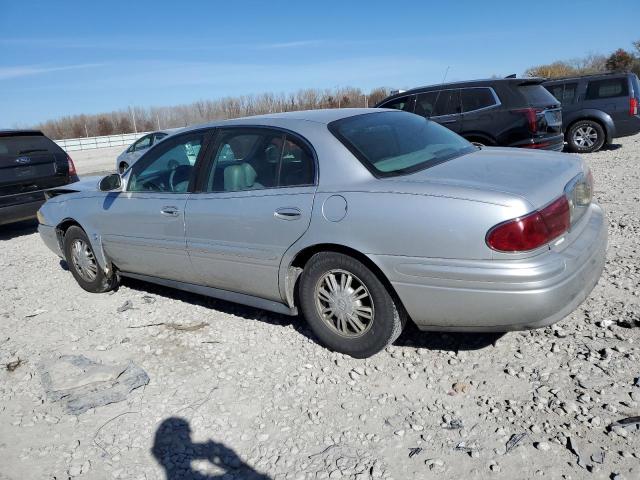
[224,164,246,191]
[242,163,258,187]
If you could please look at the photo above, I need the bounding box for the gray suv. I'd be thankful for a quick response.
[543,72,640,153]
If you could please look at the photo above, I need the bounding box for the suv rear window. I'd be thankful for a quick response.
[586,78,629,100]
[0,134,61,156]
[461,88,497,112]
[518,84,559,106]
[545,83,578,105]
[329,111,475,177]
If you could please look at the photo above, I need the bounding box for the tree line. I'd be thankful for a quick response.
[35,39,640,140]
[36,87,389,140]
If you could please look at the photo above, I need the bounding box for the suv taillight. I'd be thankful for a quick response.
[630,98,638,116]
[486,196,570,252]
[67,155,77,176]
[513,108,543,134]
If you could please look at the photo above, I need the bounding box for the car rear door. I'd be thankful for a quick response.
[459,87,501,141]
[0,132,71,210]
[184,127,316,302]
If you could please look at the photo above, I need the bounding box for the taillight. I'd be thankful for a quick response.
[67,155,77,176]
[630,98,638,116]
[486,196,570,252]
[513,108,542,134]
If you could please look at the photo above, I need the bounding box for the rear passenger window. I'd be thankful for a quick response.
[461,88,497,112]
[204,129,314,192]
[585,78,629,100]
[545,83,577,105]
[415,90,461,117]
[381,96,412,112]
[433,89,461,116]
[414,91,438,117]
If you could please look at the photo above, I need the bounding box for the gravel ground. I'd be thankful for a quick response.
[1,135,639,480]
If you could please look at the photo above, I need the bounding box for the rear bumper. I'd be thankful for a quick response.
[509,134,565,152]
[371,204,607,331]
[0,199,43,226]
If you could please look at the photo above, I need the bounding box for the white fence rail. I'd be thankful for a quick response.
[55,132,152,152]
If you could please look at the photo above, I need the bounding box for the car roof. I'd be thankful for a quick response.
[0,129,44,137]
[194,108,380,129]
[376,78,545,105]
[543,71,635,83]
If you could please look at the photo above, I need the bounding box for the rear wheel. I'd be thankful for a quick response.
[567,120,605,153]
[63,226,117,293]
[299,252,405,358]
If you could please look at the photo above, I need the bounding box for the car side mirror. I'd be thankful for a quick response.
[99,173,122,191]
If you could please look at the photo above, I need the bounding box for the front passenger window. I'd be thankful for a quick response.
[128,133,205,193]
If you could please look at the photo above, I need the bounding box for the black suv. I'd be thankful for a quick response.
[0,130,78,226]
[543,72,640,153]
[376,78,564,151]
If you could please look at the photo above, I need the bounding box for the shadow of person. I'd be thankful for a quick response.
[152,417,272,480]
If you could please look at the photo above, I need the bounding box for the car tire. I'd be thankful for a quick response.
[119,162,129,174]
[63,226,117,293]
[567,120,605,153]
[299,252,405,358]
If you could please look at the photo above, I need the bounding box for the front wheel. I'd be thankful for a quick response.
[299,252,405,358]
[567,120,605,153]
[63,226,117,293]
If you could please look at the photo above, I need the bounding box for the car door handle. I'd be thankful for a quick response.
[160,206,180,217]
[274,207,302,220]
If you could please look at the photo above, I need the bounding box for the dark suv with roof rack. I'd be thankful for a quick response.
[0,130,78,226]
[376,78,564,151]
[543,72,640,153]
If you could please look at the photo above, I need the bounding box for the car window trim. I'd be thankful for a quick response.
[193,125,318,194]
[460,87,501,114]
[124,128,215,194]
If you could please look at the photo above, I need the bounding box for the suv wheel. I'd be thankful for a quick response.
[63,226,117,293]
[299,252,405,358]
[567,120,605,153]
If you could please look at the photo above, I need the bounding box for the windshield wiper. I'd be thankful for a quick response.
[17,148,48,154]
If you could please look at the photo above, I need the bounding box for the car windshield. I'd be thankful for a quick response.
[329,111,476,177]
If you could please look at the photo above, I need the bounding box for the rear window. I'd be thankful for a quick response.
[328,111,476,177]
[632,74,640,97]
[585,78,629,100]
[0,134,60,156]
[461,88,498,112]
[545,83,578,105]
[518,84,559,106]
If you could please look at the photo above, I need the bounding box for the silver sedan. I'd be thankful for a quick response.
[116,130,172,173]
[38,109,607,358]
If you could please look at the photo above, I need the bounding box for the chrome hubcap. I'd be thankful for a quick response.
[71,239,98,282]
[573,126,598,148]
[314,269,374,337]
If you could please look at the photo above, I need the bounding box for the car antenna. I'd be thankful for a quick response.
[430,66,450,118]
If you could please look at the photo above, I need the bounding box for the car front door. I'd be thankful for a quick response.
[185,127,316,302]
[98,130,210,282]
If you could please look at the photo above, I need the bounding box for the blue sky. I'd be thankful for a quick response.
[1,0,638,127]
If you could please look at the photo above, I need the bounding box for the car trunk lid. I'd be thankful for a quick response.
[388,147,586,213]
